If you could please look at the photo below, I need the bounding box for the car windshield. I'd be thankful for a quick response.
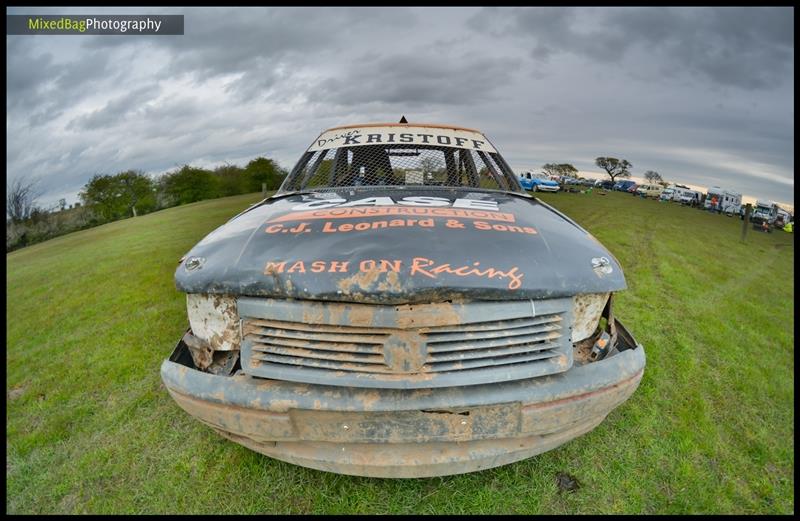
[279,126,523,194]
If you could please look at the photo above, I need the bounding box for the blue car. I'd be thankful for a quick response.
[612,180,637,192]
[519,171,560,192]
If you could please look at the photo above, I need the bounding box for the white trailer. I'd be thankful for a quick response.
[705,186,741,215]
[720,190,742,215]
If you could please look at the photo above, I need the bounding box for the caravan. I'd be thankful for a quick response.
[704,187,742,215]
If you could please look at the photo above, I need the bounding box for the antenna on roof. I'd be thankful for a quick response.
[399,115,408,124]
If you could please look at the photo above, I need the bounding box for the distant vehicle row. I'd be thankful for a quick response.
[516,172,791,229]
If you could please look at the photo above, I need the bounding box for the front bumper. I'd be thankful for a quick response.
[161,319,645,478]
[535,184,560,192]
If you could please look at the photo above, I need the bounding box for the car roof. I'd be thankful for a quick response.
[323,122,482,133]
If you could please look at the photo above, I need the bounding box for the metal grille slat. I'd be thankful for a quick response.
[247,318,390,336]
[250,334,385,355]
[423,314,562,334]
[251,344,385,364]
[427,328,561,353]
[426,350,560,372]
[427,341,560,363]
[250,327,388,346]
[425,321,562,344]
[252,352,393,373]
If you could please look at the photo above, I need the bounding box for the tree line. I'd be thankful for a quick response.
[594,157,664,185]
[539,158,666,186]
[6,157,287,252]
[7,153,671,252]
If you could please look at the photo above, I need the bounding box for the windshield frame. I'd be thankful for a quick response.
[278,142,526,195]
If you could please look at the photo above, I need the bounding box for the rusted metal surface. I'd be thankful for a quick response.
[573,334,598,366]
[163,122,645,477]
[237,297,573,389]
[214,416,607,478]
[182,331,213,370]
[160,318,645,477]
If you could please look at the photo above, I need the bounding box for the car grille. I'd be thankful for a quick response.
[237,297,573,389]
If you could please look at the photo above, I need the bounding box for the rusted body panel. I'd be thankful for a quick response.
[237,296,574,389]
[161,318,644,478]
[161,122,646,477]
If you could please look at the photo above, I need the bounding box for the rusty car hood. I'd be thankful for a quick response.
[175,188,626,304]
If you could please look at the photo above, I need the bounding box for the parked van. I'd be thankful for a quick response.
[678,190,703,206]
[751,200,779,225]
[669,185,696,203]
[659,188,675,201]
[636,184,663,198]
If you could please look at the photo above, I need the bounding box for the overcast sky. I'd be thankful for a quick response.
[6,6,795,209]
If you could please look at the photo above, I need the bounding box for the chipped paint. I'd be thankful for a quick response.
[336,268,383,295]
[162,123,644,477]
[160,321,645,478]
[186,294,241,351]
[174,188,628,303]
[572,292,609,342]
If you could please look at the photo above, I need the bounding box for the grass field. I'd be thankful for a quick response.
[6,190,794,514]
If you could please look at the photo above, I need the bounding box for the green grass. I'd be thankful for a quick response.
[7,190,794,514]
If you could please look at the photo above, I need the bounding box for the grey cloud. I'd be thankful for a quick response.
[7,42,116,129]
[6,7,794,209]
[67,84,161,130]
[471,7,794,90]
[80,8,419,82]
[315,53,521,107]
[6,41,55,104]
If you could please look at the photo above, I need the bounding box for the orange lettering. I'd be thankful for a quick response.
[328,261,349,273]
[263,261,286,274]
[287,260,306,273]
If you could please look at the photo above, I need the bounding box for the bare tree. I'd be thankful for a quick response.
[595,157,632,184]
[6,177,42,223]
[644,170,663,184]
